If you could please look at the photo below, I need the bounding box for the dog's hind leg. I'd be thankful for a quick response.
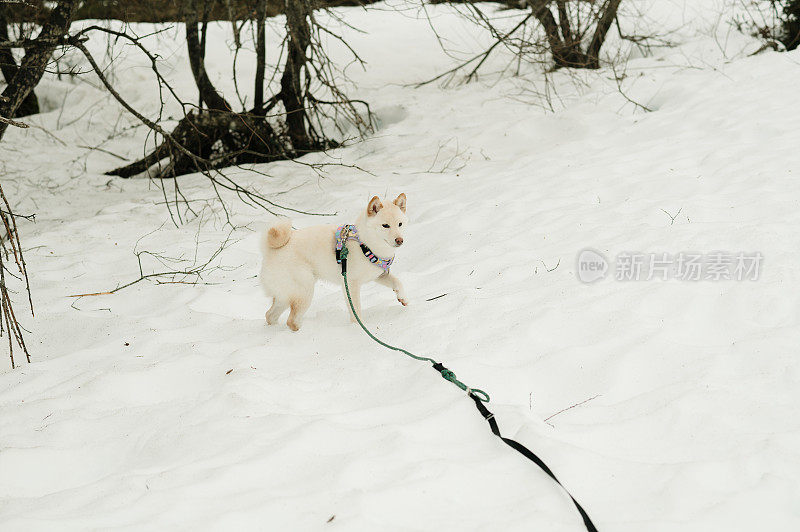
[286,296,312,332]
[266,298,288,325]
[282,268,315,331]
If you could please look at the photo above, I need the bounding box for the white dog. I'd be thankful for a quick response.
[260,194,408,331]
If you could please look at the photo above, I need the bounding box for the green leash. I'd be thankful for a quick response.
[339,245,490,402]
[337,245,601,531]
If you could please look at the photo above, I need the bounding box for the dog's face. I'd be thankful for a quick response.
[365,193,407,248]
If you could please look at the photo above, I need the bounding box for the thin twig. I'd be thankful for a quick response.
[543,394,601,426]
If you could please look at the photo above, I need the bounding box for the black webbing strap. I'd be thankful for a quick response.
[335,226,349,274]
[360,243,379,264]
[469,393,599,532]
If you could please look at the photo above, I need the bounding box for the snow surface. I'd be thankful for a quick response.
[1,1,799,530]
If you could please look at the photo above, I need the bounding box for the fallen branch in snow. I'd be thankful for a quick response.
[661,207,683,225]
[610,61,653,113]
[75,145,130,161]
[67,228,239,298]
[543,394,601,426]
[540,258,560,272]
[428,137,470,173]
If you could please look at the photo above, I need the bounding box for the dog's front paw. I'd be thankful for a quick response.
[396,294,409,306]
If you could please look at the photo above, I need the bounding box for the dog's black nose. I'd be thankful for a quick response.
[395,237,403,246]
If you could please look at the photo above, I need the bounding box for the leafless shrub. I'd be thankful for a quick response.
[68,225,240,299]
[0,180,33,369]
[732,0,800,52]
[417,0,624,88]
[70,0,374,225]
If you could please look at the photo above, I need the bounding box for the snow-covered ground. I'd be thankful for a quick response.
[1,1,799,530]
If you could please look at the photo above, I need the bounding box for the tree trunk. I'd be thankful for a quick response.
[184,0,230,112]
[280,0,314,152]
[585,0,622,68]
[0,14,39,117]
[529,1,588,68]
[106,108,283,178]
[0,1,76,139]
[198,12,208,110]
[555,1,572,46]
[254,0,266,111]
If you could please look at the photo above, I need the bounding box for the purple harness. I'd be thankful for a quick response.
[335,224,394,273]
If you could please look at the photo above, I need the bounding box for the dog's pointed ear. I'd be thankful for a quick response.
[367,196,383,217]
[393,193,407,213]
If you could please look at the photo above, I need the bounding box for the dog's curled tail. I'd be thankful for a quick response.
[265,220,292,250]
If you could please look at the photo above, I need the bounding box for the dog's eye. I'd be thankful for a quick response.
[398,223,403,227]
[382,224,390,228]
